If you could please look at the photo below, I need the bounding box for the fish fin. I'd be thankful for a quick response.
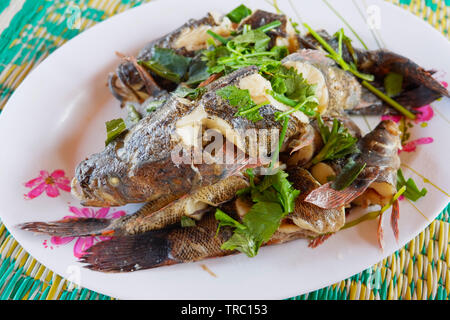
[304,167,380,209]
[390,199,400,241]
[377,212,385,250]
[18,218,113,237]
[308,233,333,248]
[79,230,176,272]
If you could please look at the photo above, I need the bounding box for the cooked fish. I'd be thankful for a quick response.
[73,66,308,207]
[238,9,299,52]
[300,29,449,115]
[281,50,382,115]
[78,167,344,272]
[305,120,401,209]
[109,13,233,103]
[19,175,248,237]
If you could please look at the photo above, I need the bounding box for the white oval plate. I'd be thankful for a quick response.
[0,0,449,300]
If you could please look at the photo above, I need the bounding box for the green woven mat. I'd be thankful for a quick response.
[0,0,449,300]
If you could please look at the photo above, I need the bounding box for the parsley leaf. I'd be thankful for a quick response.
[311,115,359,165]
[173,85,206,100]
[232,29,271,52]
[397,169,427,201]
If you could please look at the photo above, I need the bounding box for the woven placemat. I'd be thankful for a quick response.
[0,0,449,300]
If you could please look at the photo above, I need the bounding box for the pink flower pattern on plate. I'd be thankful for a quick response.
[50,206,126,258]
[24,170,71,199]
[400,137,434,153]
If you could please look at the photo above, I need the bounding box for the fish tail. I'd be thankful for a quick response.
[79,230,176,272]
[18,217,116,238]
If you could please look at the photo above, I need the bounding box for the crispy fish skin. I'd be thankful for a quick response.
[19,175,248,237]
[352,120,401,207]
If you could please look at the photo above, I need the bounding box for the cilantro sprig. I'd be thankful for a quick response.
[397,169,427,201]
[302,23,373,82]
[216,169,300,257]
[216,85,266,122]
[311,115,359,165]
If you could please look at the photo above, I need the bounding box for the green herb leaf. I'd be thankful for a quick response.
[216,85,263,122]
[270,45,289,61]
[220,228,260,257]
[139,47,191,83]
[260,170,301,213]
[173,86,206,100]
[397,169,428,201]
[232,29,271,52]
[186,58,211,85]
[180,216,196,227]
[226,4,252,23]
[105,118,127,146]
[243,201,285,243]
[384,72,403,97]
[331,159,366,190]
[311,115,359,164]
[303,23,374,82]
[216,169,300,257]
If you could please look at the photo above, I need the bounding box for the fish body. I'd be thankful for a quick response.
[305,120,401,209]
[300,30,449,115]
[282,50,382,115]
[110,13,229,103]
[19,175,248,237]
[79,167,344,272]
[73,66,307,207]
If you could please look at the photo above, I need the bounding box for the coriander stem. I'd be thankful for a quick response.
[269,116,289,170]
[362,81,416,120]
[239,101,269,116]
[207,30,228,45]
[303,23,374,81]
[349,69,374,82]
[257,20,282,33]
[341,186,406,230]
[275,96,318,120]
[269,91,297,107]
